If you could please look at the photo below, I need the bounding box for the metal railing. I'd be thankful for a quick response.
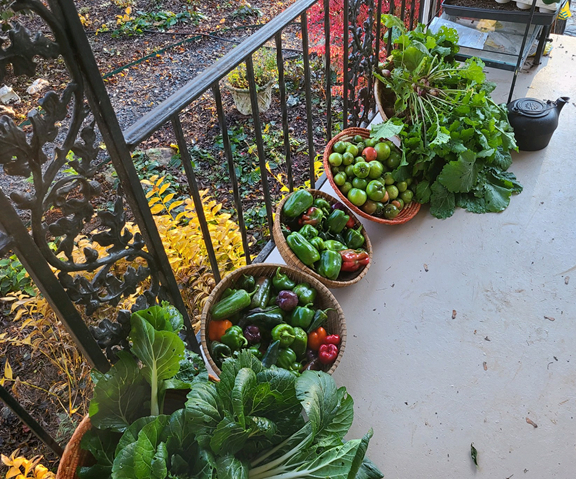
[0,0,424,455]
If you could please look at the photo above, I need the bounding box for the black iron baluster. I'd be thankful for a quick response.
[275,33,294,192]
[324,0,332,140]
[375,0,383,80]
[0,192,110,371]
[401,0,406,23]
[0,385,64,457]
[409,0,417,30]
[246,55,275,231]
[387,0,395,54]
[212,83,252,264]
[171,116,222,283]
[343,0,349,130]
[301,12,316,189]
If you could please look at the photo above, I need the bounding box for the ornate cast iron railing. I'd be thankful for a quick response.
[0,0,425,456]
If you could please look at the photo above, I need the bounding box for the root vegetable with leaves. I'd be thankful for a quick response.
[374,15,522,219]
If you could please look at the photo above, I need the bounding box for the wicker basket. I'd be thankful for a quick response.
[323,127,421,225]
[272,189,372,288]
[56,378,219,479]
[201,263,346,376]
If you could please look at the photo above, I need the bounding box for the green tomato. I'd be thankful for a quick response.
[342,152,355,166]
[353,135,363,143]
[374,142,391,162]
[405,177,413,186]
[329,152,343,167]
[386,185,399,200]
[331,166,342,174]
[354,156,365,164]
[397,181,408,193]
[346,144,359,157]
[347,188,367,207]
[333,141,347,154]
[384,204,400,219]
[365,138,378,147]
[391,198,404,210]
[352,177,368,190]
[366,179,386,202]
[362,200,378,215]
[344,164,356,178]
[356,142,365,153]
[353,161,370,179]
[368,161,384,179]
[386,151,402,169]
[383,172,395,185]
[334,172,347,186]
[374,201,385,217]
[400,190,414,203]
[340,181,353,195]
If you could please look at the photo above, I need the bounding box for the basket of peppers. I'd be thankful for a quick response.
[273,189,373,288]
[200,263,346,376]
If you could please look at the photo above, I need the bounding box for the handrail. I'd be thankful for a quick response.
[123,0,318,148]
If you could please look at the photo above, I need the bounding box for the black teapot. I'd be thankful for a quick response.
[507,96,569,151]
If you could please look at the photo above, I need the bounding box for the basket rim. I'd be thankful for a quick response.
[273,188,372,288]
[200,263,347,376]
[322,127,421,225]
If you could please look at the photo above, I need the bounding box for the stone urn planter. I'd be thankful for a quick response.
[227,80,274,115]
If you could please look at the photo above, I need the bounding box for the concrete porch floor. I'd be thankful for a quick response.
[265,34,576,478]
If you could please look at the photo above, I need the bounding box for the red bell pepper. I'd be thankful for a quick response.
[339,249,370,272]
[345,216,355,229]
[318,343,338,364]
[324,334,341,346]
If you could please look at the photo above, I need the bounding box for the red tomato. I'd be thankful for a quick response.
[362,147,378,162]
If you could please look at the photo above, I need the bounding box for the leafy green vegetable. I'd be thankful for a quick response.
[375,16,522,218]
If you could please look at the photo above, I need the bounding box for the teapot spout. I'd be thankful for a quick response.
[556,96,570,114]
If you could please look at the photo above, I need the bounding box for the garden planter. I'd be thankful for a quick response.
[227,80,274,115]
[273,189,373,288]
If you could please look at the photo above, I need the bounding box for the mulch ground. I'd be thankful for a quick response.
[0,0,334,472]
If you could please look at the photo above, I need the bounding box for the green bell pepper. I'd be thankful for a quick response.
[344,226,365,249]
[277,348,300,372]
[209,341,232,367]
[298,224,319,241]
[271,323,296,348]
[292,327,308,359]
[283,190,314,218]
[323,240,347,252]
[272,267,296,291]
[220,325,248,350]
[250,277,272,309]
[239,306,285,331]
[325,209,350,234]
[286,232,320,266]
[211,289,254,320]
[317,250,342,280]
[290,303,315,329]
[236,274,256,292]
[309,236,325,252]
[300,207,324,227]
[247,344,263,360]
[293,283,317,306]
[313,197,332,215]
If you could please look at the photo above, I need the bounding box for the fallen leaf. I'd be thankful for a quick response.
[526,417,538,428]
[470,443,479,468]
[424,264,429,272]
[565,276,570,285]
[452,310,457,319]
[544,316,555,321]
[483,361,487,371]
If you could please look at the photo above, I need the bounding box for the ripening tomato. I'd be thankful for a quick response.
[362,147,378,162]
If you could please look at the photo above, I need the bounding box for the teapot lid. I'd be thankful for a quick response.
[508,98,549,118]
